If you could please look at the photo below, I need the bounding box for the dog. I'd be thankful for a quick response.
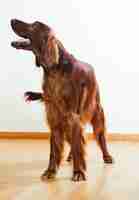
[11,19,113,181]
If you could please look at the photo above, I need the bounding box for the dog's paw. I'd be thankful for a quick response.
[41,169,56,181]
[72,171,86,182]
[24,91,42,102]
[103,155,114,164]
[24,91,34,102]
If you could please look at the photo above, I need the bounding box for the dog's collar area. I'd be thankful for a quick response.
[63,58,69,65]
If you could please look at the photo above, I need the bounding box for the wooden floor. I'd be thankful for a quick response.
[0,140,139,200]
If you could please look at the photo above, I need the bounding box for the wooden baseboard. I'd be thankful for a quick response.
[0,132,50,139]
[87,133,139,142]
[0,132,139,142]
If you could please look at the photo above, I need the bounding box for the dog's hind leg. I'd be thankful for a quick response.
[64,130,73,162]
[91,105,113,164]
[66,150,72,162]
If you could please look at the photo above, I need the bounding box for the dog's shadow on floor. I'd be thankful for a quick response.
[13,165,113,200]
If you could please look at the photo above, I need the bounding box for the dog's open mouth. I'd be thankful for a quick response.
[11,38,31,49]
[11,19,32,50]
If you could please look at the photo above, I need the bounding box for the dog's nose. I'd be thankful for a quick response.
[11,19,17,27]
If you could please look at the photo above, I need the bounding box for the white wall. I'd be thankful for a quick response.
[0,0,139,133]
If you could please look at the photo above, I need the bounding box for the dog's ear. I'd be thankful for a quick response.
[42,35,59,66]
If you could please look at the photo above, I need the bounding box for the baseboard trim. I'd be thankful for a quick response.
[87,133,139,142]
[0,132,50,139]
[0,132,139,142]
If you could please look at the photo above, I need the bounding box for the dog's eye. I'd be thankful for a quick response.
[34,21,40,25]
[33,21,41,28]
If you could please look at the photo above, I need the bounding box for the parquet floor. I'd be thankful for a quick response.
[0,139,139,200]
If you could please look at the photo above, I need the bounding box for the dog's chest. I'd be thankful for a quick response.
[43,72,67,97]
[42,71,77,111]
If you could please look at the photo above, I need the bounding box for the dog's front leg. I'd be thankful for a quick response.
[71,114,86,181]
[41,127,64,180]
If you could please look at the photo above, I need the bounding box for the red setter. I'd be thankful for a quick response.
[11,19,113,182]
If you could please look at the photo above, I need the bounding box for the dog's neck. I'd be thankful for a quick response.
[41,45,75,76]
[58,46,75,73]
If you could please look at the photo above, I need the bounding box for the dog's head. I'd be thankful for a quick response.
[11,19,60,68]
